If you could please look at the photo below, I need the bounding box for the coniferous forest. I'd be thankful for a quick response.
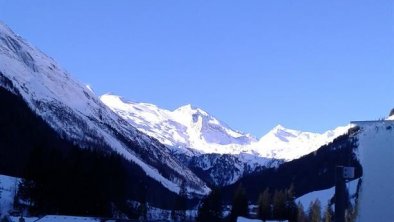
[0,84,194,219]
[0,73,362,221]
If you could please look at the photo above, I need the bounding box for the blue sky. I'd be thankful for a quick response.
[1,0,393,136]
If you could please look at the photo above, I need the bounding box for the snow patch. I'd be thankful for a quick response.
[9,215,99,222]
[0,174,20,215]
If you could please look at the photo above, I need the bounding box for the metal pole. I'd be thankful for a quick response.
[335,166,346,222]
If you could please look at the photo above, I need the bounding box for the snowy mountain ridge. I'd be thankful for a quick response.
[0,20,351,190]
[101,94,351,161]
[256,124,351,160]
[0,21,209,196]
[100,94,257,156]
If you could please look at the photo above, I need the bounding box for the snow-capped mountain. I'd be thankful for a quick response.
[101,93,351,185]
[100,94,257,155]
[0,19,352,191]
[101,94,350,160]
[255,124,351,160]
[0,22,209,196]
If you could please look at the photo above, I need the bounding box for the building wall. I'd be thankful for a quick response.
[355,121,394,221]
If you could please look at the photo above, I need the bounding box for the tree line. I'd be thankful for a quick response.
[195,181,360,222]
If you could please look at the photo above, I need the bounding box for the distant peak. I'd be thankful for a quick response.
[100,93,132,105]
[264,124,305,138]
[0,21,20,40]
[272,124,286,131]
[100,93,120,100]
[178,104,194,110]
[389,108,394,117]
[0,21,12,33]
[175,104,207,115]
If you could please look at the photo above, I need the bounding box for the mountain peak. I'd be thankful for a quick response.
[101,93,140,107]
[272,124,286,131]
[100,93,124,106]
[0,21,210,196]
[0,21,13,36]
[174,104,208,116]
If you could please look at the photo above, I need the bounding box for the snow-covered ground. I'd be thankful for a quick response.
[237,216,262,222]
[354,120,394,221]
[0,174,20,215]
[8,215,99,222]
[8,216,38,222]
[128,200,198,221]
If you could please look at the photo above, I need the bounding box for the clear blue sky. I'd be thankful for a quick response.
[1,0,393,137]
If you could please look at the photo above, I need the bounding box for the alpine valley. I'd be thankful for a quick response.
[0,21,364,220]
[100,94,350,186]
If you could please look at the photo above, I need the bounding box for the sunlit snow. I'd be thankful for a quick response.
[101,94,351,161]
[0,22,209,196]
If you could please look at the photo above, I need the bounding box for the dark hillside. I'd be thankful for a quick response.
[221,133,362,204]
[0,85,195,217]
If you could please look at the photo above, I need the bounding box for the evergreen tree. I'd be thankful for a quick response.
[308,200,321,222]
[172,180,187,221]
[230,183,249,222]
[170,209,176,222]
[137,185,148,221]
[272,189,286,218]
[137,202,147,221]
[0,181,1,217]
[257,188,271,221]
[296,202,308,222]
[322,205,333,222]
[196,188,222,222]
[390,108,394,117]
[17,146,128,217]
[287,184,295,200]
[285,189,298,222]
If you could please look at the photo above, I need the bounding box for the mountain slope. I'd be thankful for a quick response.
[0,86,199,213]
[100,94,257,155]
[101,94,350,160]
[256,124,351,160]
[0,22,209,196]
[101,93,350,185]
[220,132,362,204]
